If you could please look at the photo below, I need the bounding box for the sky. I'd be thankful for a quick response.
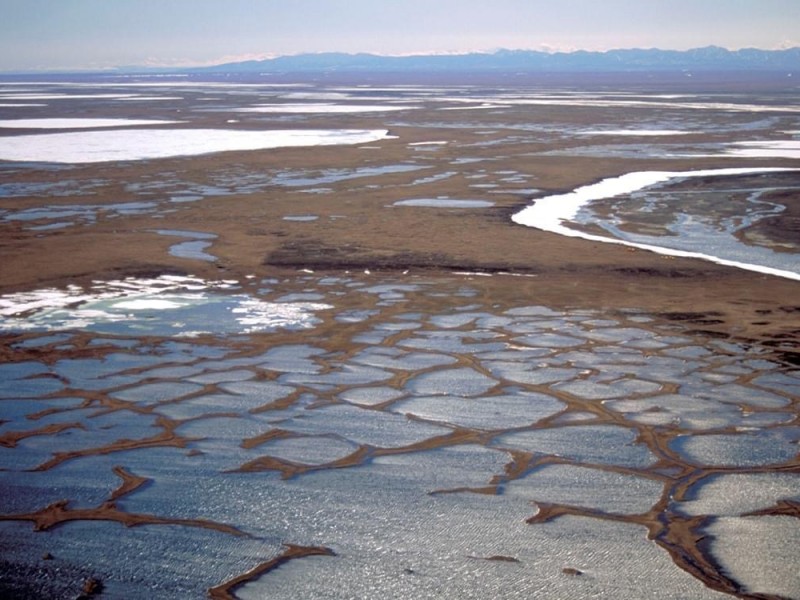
[1,0,798,72]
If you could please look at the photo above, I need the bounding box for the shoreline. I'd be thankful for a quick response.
[511,167,800,282]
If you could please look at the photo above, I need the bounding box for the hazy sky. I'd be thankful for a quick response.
[1,0,798,71]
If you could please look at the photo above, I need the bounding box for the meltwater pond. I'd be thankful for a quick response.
[153,229,219,262]
[0,275,331,336]
[0,273,797,599]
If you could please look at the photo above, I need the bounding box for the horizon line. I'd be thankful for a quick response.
[2,44,798,75]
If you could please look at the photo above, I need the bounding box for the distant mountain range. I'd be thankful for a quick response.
[195,47,800,74]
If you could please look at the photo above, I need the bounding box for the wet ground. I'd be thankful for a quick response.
[1,272,798,598]
[0,73,798,598]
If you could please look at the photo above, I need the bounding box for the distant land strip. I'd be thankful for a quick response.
[185,46,800,74]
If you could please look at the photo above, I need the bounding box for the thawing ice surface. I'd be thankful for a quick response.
[274,403,450,448]
[505,463,664,515]
[282,214,319,222]
[669,429,800,467]
[408,140,449,146]
[431,93,800,113]
[339,386,406,407]
[0,93,139,100]
[0,275,331,336]
[604,394,777,430]
[393,391,564,431]
[272,164,423,187]
[405,367,499,397]
[705,517,800,599]
[494,424,657,468]
[257,436,360,465]
[512,167,800,281]
[352,347,457,371]
[0,273,797,598]
[578,129,690,136]
[0,118,181,129]
[676,473,800,516]
[0,519,286,599]
[393,198,495,208]
[236,103,417,113]
[723,139,800,159]
[0,128,391,163]
[242,513,729,600]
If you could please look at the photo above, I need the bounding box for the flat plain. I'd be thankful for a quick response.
[0,72,798,599]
